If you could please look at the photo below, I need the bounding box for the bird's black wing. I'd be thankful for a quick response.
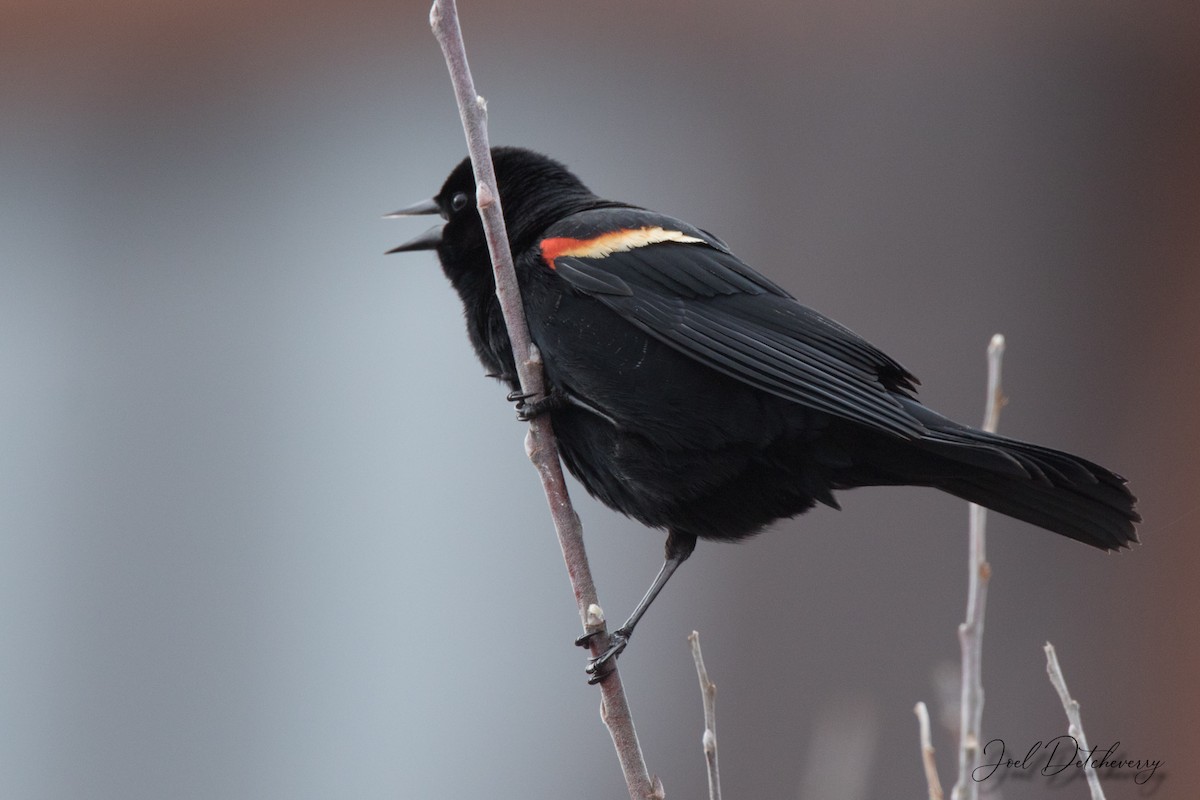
[538,208,925,439]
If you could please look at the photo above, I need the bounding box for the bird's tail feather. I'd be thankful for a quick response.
[858,400,1139,551]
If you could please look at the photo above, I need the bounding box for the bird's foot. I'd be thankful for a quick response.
[575,627,630,684]
[506,388,566,421]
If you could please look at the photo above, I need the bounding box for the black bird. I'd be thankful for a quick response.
[390,147,1139,681]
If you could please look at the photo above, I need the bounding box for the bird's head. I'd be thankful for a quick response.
[387,147,600,287]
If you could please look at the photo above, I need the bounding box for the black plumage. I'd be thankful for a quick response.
[390,147,1139,680]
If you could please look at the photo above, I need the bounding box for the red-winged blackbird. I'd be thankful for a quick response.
[390,147,1139,681]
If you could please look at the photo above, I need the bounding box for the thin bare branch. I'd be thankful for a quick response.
[914,702,945,800]
[688,632,721,800]
[427,2,656,797]
[1044,643,1108,800]
[951,333,1004,800]
[980,334,1006,434]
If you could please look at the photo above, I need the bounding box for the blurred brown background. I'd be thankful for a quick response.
[2,0,1197,798]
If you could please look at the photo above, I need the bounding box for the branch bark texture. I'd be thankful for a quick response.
[427,2,656,797]
[951,333,1006,800]
[914,702,945,800]
[1045,643,1108,800]
[688,632,721,800]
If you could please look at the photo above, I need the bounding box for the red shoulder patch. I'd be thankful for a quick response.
[540,226,704,269]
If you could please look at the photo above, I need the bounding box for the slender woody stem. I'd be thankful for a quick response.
[914,702,945,800]
[426,2,657,798]
[951,334,1005,800]
[1045,643,1108,800]
[688,632,721,800]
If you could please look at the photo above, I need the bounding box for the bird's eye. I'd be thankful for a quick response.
[451,191,469,212]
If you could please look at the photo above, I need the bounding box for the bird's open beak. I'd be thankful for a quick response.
[385,198,443,254]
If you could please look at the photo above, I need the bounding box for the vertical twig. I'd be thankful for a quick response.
[914,336,1004,798]
[951,334,1006,800]
[688,632,721,800]
[1044,643,1108,800]
[914,702,945,800]
[426,3,658,798]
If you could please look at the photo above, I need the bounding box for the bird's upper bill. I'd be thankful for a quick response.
[386,198,443,253]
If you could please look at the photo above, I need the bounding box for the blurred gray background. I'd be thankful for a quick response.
[3,0,1197,797]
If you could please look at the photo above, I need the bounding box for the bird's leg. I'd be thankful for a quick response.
[576,530,698,683]
[506,387,567,421]
[507,386,621,426]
